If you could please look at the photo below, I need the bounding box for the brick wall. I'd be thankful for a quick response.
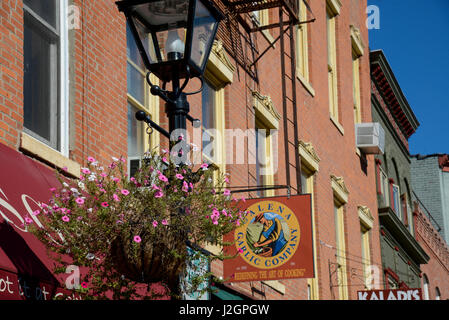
[70,0,128,168]
[209,0,381,300]
[414,204,449,299]
[0,0,381,300]
[0,0,24,149]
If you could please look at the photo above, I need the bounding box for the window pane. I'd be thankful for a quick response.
[24,0,57,29]
[128,104,145,157]
[301,171,308,194]
[126,22,147,69]
[202,81,216,159]
[127,62,145,105]
[24,15,59,146]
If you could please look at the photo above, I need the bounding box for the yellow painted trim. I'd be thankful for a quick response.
[353,54,362,125]
[20,132,80,177]
[327,9,339,122]
[296,0,309,83]
[334,202,349,300]
[204,40,235,88]
[296,70,315,97]
[302,171,319,300]
[330,115,344,135]
[360,225,372,289]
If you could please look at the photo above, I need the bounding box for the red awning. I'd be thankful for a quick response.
[0,143,78,300]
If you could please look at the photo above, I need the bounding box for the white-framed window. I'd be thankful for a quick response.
[423,274,430,300]
[23,0,69,155]
[392,184,401,219]
[379,167,389,206]
[202,79,217,161]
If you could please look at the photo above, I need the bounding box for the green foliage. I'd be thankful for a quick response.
[28,150,245,300]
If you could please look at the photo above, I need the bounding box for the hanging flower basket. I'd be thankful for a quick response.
[28,150,245,299]
[110,228,186,291]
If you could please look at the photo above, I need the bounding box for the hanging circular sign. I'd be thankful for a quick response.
[234,200,301,270]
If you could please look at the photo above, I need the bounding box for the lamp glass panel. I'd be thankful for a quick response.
[133,0,189,63]
[135,0,189,27]
[156,27,186,62]
[191,0,217,71]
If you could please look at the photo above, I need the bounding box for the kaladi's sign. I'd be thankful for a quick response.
[357,289,423,300]
[223,195,314,282]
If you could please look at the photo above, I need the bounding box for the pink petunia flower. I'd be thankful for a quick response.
[75,198,85,205]
[121,189,130,196]
[113,194,120,202]
[133,235,141,243]
[223,189,231,196]
[32,210,40,216]
[62,216,70,222]
[81,282,88,289]
[154,191,164,198]
[24,217,33,224]
[101,202,109,208]
[152,220,158,228]
[175,174,184,180]
[158,174,168,183]
[87,156,96,163]
[81,168,91,175]
[161,219,168,226]
[200,163,209,169]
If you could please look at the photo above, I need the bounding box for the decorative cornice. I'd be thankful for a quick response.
[298,140,321,172]
[299,140,321,163]
[358,205,374,229]
[252,91,281,129]
[211,40,236,73]
[327,0,342,15]
[331,175,349,194]
[331,175,349,204]
[350,25,365,57]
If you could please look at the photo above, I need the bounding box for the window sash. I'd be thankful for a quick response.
[327,7,338,121]
[379,167,389,206]
[352,53,362,124]
[392,184,401,218]
[334,202,348,300]
[23,1,67,152]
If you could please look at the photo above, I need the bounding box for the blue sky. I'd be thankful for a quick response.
[367,0,449,155]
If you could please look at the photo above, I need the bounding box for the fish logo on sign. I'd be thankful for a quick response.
[235,200,300,269]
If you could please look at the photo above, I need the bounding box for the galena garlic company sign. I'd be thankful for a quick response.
[223,195,314,283]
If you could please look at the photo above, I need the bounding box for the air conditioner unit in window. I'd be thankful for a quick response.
[355,122,385,154]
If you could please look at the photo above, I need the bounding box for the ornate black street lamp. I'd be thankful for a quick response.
[116,0,224,141]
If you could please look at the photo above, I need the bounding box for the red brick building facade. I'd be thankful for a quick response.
[414,204,449,299]
[1,0,384,300]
